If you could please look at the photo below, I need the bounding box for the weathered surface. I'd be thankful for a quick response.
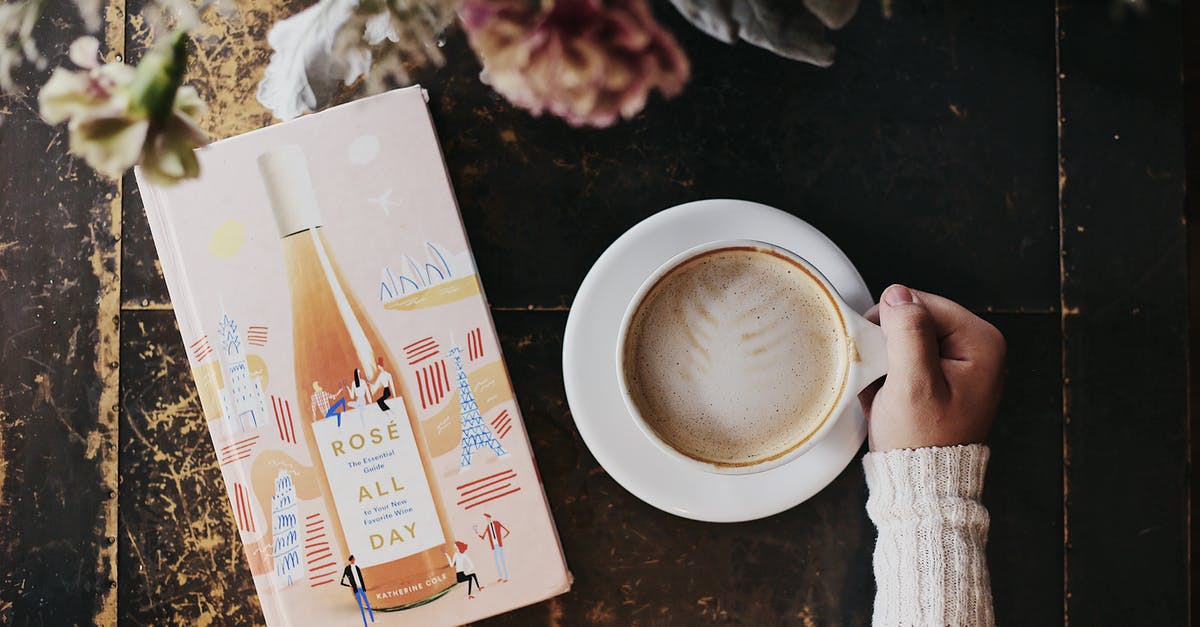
[0,1,120,623]
[0,0,1189,625]
[1058,1,1188,623]
[118,311,263,626]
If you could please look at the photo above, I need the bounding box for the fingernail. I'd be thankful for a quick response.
[883,284,914,306]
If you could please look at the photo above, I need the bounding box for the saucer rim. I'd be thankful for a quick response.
[562,199,871,523]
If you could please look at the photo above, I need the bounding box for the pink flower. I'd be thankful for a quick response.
[460,0,690,128]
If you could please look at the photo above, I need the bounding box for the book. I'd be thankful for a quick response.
[135,86,570,625]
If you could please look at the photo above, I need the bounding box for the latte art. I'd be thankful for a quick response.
[622,247,848,466]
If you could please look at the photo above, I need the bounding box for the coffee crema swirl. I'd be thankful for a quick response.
[623,247,849,466]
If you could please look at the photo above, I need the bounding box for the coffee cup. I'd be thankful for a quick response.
[616,240,888,475]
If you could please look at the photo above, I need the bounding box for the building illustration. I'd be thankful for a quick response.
[271,471,303,588]
[216,312,267,434]
[450,346,507,471]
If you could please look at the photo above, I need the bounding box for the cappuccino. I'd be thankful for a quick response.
[622,247,848,467]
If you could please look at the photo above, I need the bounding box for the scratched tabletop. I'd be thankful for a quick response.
[0,1,1191,625]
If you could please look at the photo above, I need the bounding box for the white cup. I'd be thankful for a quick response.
[616,239,888,475]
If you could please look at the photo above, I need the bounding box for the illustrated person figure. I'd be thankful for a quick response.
[340,555,375,627]
[346,368,369,411]
[310,380,346,422]
[860,285,1004,626]
[444,541,483,599]
[371,356,393,411]
[475,513,511,582]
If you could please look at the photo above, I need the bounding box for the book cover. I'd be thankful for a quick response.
[135,86,570,625]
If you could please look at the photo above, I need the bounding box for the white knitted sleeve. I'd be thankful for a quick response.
[863,444,994,627]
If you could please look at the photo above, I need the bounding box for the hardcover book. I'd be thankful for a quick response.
[135,86,570,625]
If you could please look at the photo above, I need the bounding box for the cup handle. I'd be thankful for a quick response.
[845,311,888,393]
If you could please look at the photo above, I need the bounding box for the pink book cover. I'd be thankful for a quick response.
[135,86,571,625]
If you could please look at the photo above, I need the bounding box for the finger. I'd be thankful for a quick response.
[863,304,880,324]
[878,284,947,394]
[909,289,1006,364]
[857,378,883,418]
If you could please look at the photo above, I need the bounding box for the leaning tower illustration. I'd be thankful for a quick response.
[450,346,507,470]
[271,471,303,588]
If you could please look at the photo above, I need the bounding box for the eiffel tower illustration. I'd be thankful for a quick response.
[451,346,507,470]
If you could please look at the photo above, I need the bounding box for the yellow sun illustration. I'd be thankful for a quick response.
[209,219,245,259]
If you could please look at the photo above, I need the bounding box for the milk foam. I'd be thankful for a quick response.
[623,248,848,466]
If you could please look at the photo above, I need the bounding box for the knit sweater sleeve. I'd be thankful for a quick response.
[863,444,994,627]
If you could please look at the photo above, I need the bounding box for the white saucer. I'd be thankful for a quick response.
[562,199,873,522]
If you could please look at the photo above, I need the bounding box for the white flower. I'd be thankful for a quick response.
[256,0,455,121]
[37,31,209,184]
[256,0,369,122]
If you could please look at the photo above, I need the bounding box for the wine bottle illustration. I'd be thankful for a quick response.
[258,145,457,610]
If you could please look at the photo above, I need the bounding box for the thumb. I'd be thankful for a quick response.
[878,285,945,394]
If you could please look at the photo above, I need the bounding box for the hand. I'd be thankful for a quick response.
[859,285,1006,452]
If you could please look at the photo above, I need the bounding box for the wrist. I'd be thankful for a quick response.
[864,444,990,505]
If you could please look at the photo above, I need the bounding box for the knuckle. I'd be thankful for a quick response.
[981,322,1007,362]
[890,306,932,333]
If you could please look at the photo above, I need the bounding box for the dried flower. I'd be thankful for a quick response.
[460,0,690,128]
[0,0,45,93]
[340,0,457,93]
[258,0,454,121]
[38,31,209,184]
[0,0,106,94]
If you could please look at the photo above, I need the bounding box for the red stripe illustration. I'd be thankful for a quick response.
[273,397,285,441]
[190,336,214,361]
[408,348,438,365]
[246,325,268,346]
[245,490,253,532]
[405,341,436,355]
[233,485,243,530]
[404,336,435,351]
[233,483,255,532]
[457,469,516,490]
[307,554,336,566]
[405,336,441,365]
[460,473,516,497]
[456,469,521,510]
[457,482,515,506]
[417,369,428,409]
[439,361,450,394]
[284,400,296,444]
[463,487,521,510]
[238,485,247,530]
[427,367,437,404]
[220,435,260,457]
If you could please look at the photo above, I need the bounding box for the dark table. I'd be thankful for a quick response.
[0,0,1192,624]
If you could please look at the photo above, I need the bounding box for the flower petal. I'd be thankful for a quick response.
[69,116,149,179]
[141,122,202,184]
[69,36,101,69]
[461,0,690,128]
[38,68,96,124]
